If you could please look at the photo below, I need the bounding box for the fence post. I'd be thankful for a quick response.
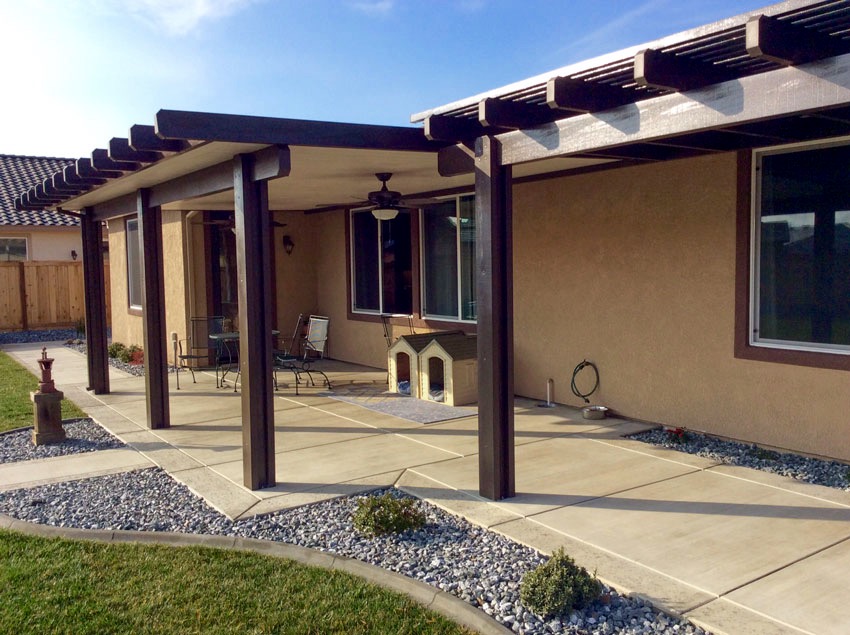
[18,262,28,331]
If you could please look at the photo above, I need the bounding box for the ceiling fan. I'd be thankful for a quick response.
[364,173,440,220]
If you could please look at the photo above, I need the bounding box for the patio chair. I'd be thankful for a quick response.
[176,316,225,386]
[273,314,331,394]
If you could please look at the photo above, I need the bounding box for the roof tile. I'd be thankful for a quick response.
[0,154,78,227]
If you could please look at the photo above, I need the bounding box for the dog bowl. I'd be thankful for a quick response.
[582,405,608,420]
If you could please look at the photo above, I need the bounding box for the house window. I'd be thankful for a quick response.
[126,217,142,310]
[421,195,476,321]
[752,139,850,354]
[350,210,412,314]
[0,237,27,261]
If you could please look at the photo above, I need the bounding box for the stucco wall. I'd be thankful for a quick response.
[273,211,319,341]
[513,152,850,461]
[108,214,187,350]
[0,226,81,261]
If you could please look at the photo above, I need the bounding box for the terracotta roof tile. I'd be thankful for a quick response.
[0,154,78,227]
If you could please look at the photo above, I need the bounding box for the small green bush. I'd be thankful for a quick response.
[520,548,601,619]
[74,317,85,337]
[107,342,126,359]
[352,492,426,537]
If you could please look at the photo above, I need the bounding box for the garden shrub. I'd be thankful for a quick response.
[352,492,426,537]
[119,344,142,364]
[520,548,601,619]
[107,342,126,359]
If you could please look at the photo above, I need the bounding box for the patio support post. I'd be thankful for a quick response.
[81,209,109,394]
[137,188,170,429]
[234,153,276,490]
[475,135,515,500]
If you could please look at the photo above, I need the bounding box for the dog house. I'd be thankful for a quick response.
[387,331,461,398]
[419,333,478,407]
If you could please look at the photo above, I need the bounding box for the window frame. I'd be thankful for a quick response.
[735,144,850,371]
[348,208,414,317]
[0,236,28,262]
[125,216,143,312]
[750,137,850,357]
[419,193,477,324]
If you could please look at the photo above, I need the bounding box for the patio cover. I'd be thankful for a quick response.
[15,0,850,497]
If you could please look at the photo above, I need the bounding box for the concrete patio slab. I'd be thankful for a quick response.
[719,536,850,635]
[413,435,709,518]
[211,432,460,500]
[530,468,850,597]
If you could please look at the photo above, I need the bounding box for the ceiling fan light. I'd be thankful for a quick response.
[372,207,398,221]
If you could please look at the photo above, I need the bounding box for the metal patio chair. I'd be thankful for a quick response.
[273,314,331,394]
[176,316,225,387]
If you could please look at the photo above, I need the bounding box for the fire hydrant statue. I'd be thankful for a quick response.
[31,347,66,445]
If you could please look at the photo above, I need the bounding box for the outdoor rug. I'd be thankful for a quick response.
[318,385,476,424]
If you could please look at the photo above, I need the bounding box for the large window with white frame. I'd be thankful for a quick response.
[0,237,27,261]
[752,139,850,354]
[126,217,143,311]
[350,210,412,315]
[421,194,476,322]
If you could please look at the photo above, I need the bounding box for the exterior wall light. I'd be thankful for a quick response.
[282,234,295,255]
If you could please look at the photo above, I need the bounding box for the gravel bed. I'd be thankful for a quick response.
[631,428,850,491]
[0,469,706,635]
[0,418,125,464]
[63,341,149,377]
[0,328,82,345]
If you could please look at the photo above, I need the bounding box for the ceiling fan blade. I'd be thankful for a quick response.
[398,196,442,207]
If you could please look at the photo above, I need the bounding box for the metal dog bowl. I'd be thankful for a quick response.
[582,405,608,420]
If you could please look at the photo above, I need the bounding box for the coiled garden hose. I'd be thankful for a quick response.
[571,359,599,404]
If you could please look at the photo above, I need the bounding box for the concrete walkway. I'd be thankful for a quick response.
[3,342,850,635]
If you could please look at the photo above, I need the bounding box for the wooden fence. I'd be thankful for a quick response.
[0,261,111,331]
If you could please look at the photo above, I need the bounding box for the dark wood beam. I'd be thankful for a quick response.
[137,188,170,430]
[155,109,443,152]
[109,138,163,164]
[438,143,475,177]
[63,165,107,187]
[546,76,634,113]
[478,97,554,129]
[129,124,190,153]
[90,193,137,220]
[48,175,84,196]
[81,210,109,394]
[147,145,290,208]
[746,14,850,66]
[77,157,123,179]
[234,153,276,490]
[14,195,44,211]
[92,148,140,172]
[425,114,488,142]
[33,183,64,203]
[475,135,514,501]
[498,51,850,165]
[634,48,735,92]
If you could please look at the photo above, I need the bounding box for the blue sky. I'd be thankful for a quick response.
[2,0,770,158]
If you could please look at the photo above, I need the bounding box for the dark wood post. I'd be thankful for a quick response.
[234,153,276,489]
[137,188,170,429]
[81,210,109,394]
[475,135,515,500]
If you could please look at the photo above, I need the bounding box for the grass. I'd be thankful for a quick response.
[0,530,473,635]
[0,350,87,432]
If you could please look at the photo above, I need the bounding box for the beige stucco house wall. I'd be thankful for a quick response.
[512,152,850,461]
[0,225,81,262]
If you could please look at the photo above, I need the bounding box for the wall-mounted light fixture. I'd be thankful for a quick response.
[70,249,78,261]
[282,234,295,255]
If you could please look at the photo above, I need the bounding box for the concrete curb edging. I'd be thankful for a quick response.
[0,514,511,635]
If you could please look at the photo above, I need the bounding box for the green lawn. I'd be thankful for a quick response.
[0,530,472,635]
[0,350,87,432]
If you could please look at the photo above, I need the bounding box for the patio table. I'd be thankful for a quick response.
[209,330,279,390]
